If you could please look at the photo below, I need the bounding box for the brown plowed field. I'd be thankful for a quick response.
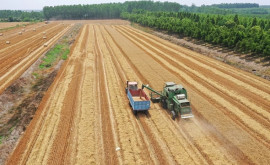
[0,22,72,94]
[6,20,270,164]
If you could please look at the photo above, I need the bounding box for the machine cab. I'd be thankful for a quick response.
[164,82,176,88]
[163,82,187,98]
[163,82,175,97]
[126,81,138,93]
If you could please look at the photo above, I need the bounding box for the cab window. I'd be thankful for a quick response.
[181,102,190,107]
[129,84,137,90]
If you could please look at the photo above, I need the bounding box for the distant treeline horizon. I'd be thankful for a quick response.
[1,2,270,22]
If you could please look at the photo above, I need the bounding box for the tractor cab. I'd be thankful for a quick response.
[127,81,138,90]
[126,81,138,93]
[163,82,188,99]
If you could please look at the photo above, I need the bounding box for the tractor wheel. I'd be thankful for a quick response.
[161,100,167,109]
[144,110,148,115]
[171,111,176,120]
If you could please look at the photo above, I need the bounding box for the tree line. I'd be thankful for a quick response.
[211,3,259,8]
[43,1,181,20]
[121,11,270,56]
[124,1,181,13]
[43,4,122,20]
[180,4,270,18]
[0,10,43,22]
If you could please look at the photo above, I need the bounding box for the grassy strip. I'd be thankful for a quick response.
[39,24,82,69]
[39,44,70,69]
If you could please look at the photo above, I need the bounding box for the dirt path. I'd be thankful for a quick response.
[6,20,270,164]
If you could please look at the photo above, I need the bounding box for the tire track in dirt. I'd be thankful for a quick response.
[73,25,105,164]
[65,24,90,165]
[93,25,107,164]
[45,25,88,165]
[93,25,122,164]
[105,25,237,164]
[113,25,270,164]
[116,26,270,148]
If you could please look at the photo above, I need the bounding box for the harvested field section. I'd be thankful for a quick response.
[74,25,104,165]
[106,25,237,164]
[6,20,270,165]
[6,24,85,165]
[0,23,57,48]
[113,25,270,164]
[0,23,71,94]
[115,26,270,146]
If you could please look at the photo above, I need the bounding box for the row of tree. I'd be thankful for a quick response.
[43,4,122,20]
[121,11,270,56]
[0,10,43,22]
[211,3,259,8]
[180,4,270,18]
[124,1,180,13]
[43,1,181,20]
[1,2,268,21]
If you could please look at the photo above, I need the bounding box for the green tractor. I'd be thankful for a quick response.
[142,82,194,120]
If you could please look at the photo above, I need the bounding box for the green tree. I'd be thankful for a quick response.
[234,14,239,24]
[252,17,257,27]
[8,16,14,22]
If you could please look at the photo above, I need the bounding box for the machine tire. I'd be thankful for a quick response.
[161,100,167,109]
[133,110,137,115]
[171,111,176,120]
[144,110,148,115]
